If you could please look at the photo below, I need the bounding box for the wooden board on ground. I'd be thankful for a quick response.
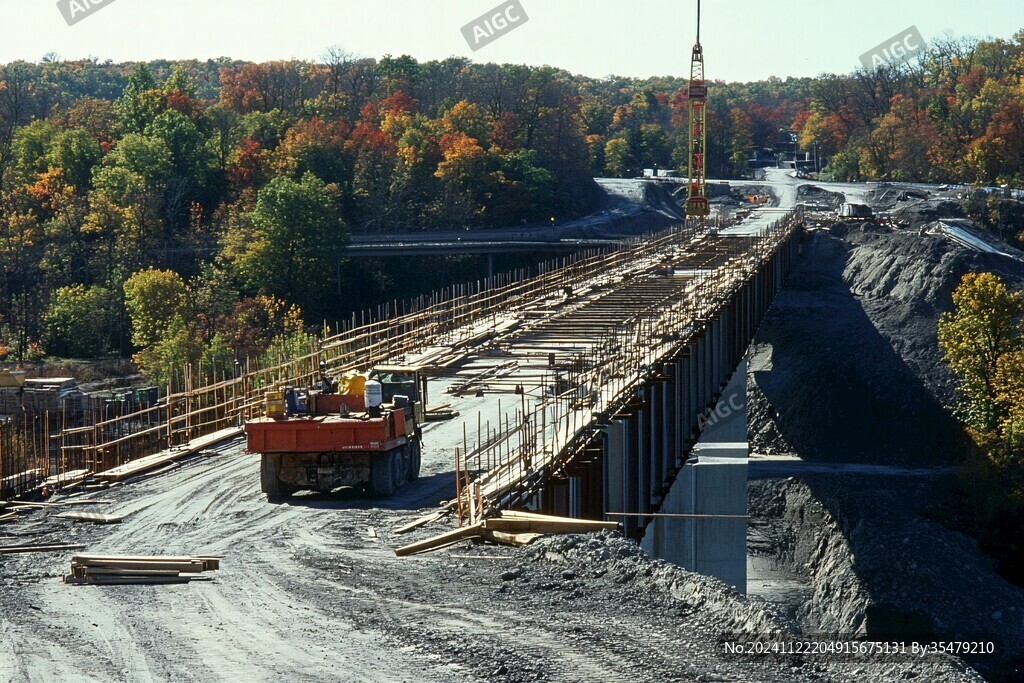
[481,529,543,548]
[482,514,618,536]
[64,575,211,585]
[2,499,108,509]
[393,509,451,535]
[56,512,123,525]
[45,469,91,489]
[95,427,241,483]
[0,544,86,554]
[73,554,221,571]
[394,522,483,557]
[394,511,621,557]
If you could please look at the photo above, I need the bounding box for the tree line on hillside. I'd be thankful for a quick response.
[0,32,1022,381]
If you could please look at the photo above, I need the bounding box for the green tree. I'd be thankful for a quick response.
[204,104,241,173]
[45,284,113,357]
[604,137,631,177]
[146,109,209,181]
[48,128,103,192]
[230,173,348,313]
[489,149,555,224]
[822,147,860,182]
[938,272,1024,450]
[104,133,173,187]
[114,64,162,134]
[10,120,57,179]
[123,267,189,348]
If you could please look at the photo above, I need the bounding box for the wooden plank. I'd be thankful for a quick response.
[497,510,619,526]
[65,575,211,585]
[73,568,182,577]
[481,529,543,548]
[0,512,18,523]
[482,517,619,535]
[126,462,181,482]
[2,502,58,509]
[0,544,86,554]
[393,509,450,535]
[72,553,222,562]
[95,427,241,482]
[72,554,220,571]
[44,469,91,487]
[394,522,483,557]
[56,512,123,525]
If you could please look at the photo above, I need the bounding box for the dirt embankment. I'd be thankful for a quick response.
[748,227,1024,464]
[749,476,1024,681]
[745,216,1024,681]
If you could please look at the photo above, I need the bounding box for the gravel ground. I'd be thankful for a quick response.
[0,439,985,683]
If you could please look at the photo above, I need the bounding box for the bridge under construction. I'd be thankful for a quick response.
[2,205,802,587]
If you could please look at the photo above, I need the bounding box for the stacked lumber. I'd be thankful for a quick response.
[64,554,221,585]
[395,510,619,557]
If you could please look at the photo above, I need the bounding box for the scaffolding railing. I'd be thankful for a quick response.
[1,224,700,501]
[452,211,805,523]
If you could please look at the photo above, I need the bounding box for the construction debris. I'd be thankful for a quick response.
[64,554,221,585]
[395,510,619,557]
[2,499,109,509]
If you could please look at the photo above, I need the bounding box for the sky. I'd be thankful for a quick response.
[4,0,1024,82]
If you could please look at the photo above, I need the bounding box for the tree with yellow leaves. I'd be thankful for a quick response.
[939,272,1024,463]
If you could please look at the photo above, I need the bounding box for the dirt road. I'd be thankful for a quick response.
[1,416,982,683]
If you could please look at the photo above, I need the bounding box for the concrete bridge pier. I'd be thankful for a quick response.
[641,358,748,593]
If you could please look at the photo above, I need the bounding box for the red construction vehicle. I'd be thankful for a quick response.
[245,366,426,498]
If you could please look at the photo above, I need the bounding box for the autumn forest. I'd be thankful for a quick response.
[0,31,1023,382]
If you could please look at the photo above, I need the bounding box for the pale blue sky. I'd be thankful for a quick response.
[5,0,1024,82]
